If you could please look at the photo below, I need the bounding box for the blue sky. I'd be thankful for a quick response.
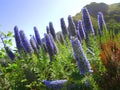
[0,0,120,39]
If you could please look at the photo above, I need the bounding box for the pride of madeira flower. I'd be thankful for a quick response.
[68,15,77,37]
[97,12,107,36]
[82,7,95,36]
[60,18,69,39]
[19,30,34,53]
[77,20,86,39]
[44,33,58,61]
[14,26,24,52]
[34,26,42,46]
[42,80,67,89]
[30,35,39,54]
[71,37,92,75]
[49,22,57,41]
[0,36,15,60]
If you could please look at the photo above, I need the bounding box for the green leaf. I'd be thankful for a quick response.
[3,40,8,44]
[7,31,12,37]
[21,79,27,83]
[25,84,31,88]
[8,39,13,46]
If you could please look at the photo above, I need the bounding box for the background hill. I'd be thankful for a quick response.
[73,2,120,31]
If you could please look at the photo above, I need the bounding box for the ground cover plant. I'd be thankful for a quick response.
[0,7,120,90]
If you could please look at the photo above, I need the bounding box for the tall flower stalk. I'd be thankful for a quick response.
[49,22,57,41]
[76,30,82,42]
[30,35,39,54]
[60,18,68,39]
[49,34,58,55]
[19,30,34,53]
[44,33,58,61]
[0,36,15,60]
[46,26,50,34]
[97,12,107,36]
[5,47,15,60]
[14,26,24,53]
[71,37,92,75]
[82,7,95,36]
[68,15,77,37]
[34,26,42,46]
[32,35,40,50]
[78,20,86,39]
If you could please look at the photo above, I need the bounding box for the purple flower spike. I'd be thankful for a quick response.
[14,26,24,52]
[49,34,58,54]
[76,30,82,42]
[5,47,15,60]
[19,30,34,53]
[46,26,50,34]
[44,33,58,61]
[42,80,67,89]
[78,20,86,39]
[68,15,77,36]
[60,18,68,38]
[30,35,39,54]
[34,26,42,45]
[71,37,92,75]
[42,42,47,52]
[82,7,95,36]
[49,22,57,41]
[0,36,15,60]
[32,35,40,50]
[44,33,54,61]
[98,12,107,36]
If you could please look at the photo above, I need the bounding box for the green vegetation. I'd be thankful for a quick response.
[0,2,120,90]
[73,2,120,32]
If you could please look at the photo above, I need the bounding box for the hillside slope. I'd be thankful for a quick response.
[73,2,120,29]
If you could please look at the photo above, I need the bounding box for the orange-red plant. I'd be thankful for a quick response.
[100,40,120,72]
[100,40,120,89]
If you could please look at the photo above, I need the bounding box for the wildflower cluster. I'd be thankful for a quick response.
[0,7,116,90]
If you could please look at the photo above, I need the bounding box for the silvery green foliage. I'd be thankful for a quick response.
[82,7,95,36]
[78,20,86,39]
[71,37,92,75]
[68,15,77,36]
[19,30,34,53]
[34,26,42,45]
[60,18,68,38]
[14,26,24,52]
[42,80,67,90]
[97,12,107,36]
[30,35,39,54]
[49,22,57,41]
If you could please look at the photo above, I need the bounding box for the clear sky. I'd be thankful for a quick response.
[0,0,120,39]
